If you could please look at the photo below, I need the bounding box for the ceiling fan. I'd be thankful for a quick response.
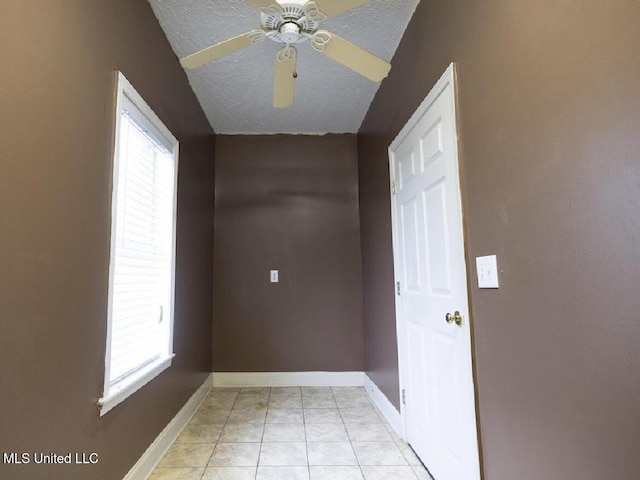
[179,0,392,108]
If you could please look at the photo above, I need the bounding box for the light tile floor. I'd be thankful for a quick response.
[151,386,434,480]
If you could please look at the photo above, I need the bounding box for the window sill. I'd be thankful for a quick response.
[98,354,175,416]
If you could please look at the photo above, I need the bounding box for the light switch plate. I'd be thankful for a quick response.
[476,255,499,289]
[270,270,279,283]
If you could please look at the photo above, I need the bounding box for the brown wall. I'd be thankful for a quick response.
[0,2,215,480]
[213,135,364,372]
[359,1,640,479]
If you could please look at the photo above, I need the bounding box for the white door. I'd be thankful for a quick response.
[389,65,480,480]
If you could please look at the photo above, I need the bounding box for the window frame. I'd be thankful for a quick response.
[98,72,179,416]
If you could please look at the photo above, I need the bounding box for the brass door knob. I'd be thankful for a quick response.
[446,311,463,326]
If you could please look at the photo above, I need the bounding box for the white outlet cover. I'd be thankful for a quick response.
[476,255,499,289]
[270,270,279,283]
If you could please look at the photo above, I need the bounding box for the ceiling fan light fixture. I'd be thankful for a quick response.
[279,22,302,44]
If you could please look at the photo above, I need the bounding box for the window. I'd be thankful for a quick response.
[99,72,179,415]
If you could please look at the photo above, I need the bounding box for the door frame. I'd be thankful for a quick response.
[387,63,480,462]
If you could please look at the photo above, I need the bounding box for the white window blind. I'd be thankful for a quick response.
[100,73,178,415]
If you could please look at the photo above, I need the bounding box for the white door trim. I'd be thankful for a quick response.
[387,63,479,458]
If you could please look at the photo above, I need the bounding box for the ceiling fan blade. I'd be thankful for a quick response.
[180,30,266,69]
[311,31,391,82]
[310,0,373,19]
[273,46,297,108]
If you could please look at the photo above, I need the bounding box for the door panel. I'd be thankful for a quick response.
[400,197,421,291]
[420,120,445,170]
[423,182,453,296]
[407,324,428,425]
[399,147,416,188]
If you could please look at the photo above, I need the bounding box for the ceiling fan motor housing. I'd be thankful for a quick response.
[261,3,320,44]
[280,22,302,44]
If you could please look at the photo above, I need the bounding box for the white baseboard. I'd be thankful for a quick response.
[364,374,403,438]
[213,371,365,388]
[123,373,213,480]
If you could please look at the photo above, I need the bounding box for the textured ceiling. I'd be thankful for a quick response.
[149,0,420,134]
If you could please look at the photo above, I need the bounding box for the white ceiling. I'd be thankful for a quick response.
[149,0,420,134]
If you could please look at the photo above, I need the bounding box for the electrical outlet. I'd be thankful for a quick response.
[270,270,279,283]
[476,255,499,289]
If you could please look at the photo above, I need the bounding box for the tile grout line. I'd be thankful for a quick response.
[199,387,238,480]
[354,387,368,480]
[254,386,271,480]
[303,387,310,480]
[333,386,366,480]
